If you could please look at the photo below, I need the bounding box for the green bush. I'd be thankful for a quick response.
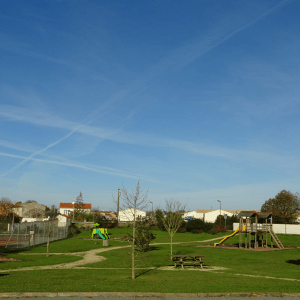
[154,209,166,231]
[186,219,214,233]
[67,224,81,237]
[126,220,156,252]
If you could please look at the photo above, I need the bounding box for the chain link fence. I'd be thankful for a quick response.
[0,219,70,251]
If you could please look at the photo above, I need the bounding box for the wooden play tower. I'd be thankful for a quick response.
[237,211,283,249]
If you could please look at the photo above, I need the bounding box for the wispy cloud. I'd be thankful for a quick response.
[0,151,155,181]
[1,104,299,173]
[0,127,79,177]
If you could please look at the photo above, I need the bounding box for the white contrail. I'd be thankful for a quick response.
[0,151,144,180]
[0,126,79,178]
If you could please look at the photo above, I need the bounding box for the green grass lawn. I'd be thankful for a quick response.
[0,228,299,293]
[0,254,82,270]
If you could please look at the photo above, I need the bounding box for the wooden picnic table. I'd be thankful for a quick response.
[171,254,210,269]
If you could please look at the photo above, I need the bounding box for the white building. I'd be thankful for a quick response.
[59,202,92,216]
[203,209,234,223]
[182,210,203,219]
[183,209,235,223]
[118,208,146,222]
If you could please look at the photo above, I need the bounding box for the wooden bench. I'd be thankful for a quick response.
[171,254,210,269]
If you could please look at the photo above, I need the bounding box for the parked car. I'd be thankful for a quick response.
[184,216,196,222]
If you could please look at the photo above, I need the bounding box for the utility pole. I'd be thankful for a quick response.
[150,201,153,223]
[217,200,221,228]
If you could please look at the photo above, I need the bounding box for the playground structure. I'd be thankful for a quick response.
[91,223,110,240]
[214,211,284,249]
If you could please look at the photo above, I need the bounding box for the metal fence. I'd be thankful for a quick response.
[0,220,70,249]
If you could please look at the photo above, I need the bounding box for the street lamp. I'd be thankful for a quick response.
[217,200,221,228]
[150,201,153,219]
[72,201,75,222]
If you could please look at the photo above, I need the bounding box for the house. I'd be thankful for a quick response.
[202,209,235,223]
[98,210,116,220]
[13,202,46,218]
[59,203,92,216]
[118,208,146,222]
[182,210,203,220]
[57,214,72,227]
[183,209,235,223]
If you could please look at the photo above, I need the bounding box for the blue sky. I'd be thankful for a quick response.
[0,0,299,212]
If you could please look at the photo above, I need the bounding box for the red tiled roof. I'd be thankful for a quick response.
[59,203,92,209]
[60,214,71,218]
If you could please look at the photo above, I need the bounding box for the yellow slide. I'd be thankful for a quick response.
[214,227,240,247]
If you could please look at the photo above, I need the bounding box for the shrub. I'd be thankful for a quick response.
[126,220,156,252]
[154,209,166,231]
[177,227,187,233]
[67,224,81,237]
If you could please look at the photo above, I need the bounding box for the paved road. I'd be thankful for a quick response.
[1,293,300,299]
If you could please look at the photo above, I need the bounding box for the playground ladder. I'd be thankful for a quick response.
[269,228,284,249]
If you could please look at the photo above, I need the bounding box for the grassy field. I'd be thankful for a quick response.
[0,228,299,293]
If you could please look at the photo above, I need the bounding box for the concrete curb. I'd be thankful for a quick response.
[1,292,300,298]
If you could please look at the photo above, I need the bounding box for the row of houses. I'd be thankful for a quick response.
[9,201,295,224]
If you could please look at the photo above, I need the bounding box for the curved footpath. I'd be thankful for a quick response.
[0,237,224,272]
[1,237,300,298]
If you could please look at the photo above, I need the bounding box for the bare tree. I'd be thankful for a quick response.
[26,208,46,218]
[120,182,149,279]
[74,191,85,221]
[45,213,60,257]
[157,199,186,259]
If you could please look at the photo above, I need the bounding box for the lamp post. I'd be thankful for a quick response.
[150,201,153,220]
[217,200,221,228]
[72,201,75,222]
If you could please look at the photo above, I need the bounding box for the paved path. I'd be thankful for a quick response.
[1,293,300,299]
[0,237,224,272]
[1,237,300,298]
[1,236,300,284]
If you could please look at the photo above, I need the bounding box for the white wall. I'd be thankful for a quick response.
[204,210,233,223]
[233,223,300,235]
[119,208,146,222]
[183,211,204,219]
[21,217,50,222]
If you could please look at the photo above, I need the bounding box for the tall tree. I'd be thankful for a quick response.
[120,182,149,279]
[157,199,186,259]
[261,190,300,224]
[75,191,85,221]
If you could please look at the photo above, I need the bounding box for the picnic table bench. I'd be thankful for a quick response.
[171,254,210,269]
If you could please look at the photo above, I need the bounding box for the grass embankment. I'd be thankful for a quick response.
[0,228,299,293]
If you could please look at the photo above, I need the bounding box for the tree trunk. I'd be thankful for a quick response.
[170,234,173,259]
[132,205,136,279]
[47,234,50,257]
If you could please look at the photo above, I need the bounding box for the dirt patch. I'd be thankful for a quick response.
[158,265,227,271]
[192,244,296,251]
[0,257,23,262]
